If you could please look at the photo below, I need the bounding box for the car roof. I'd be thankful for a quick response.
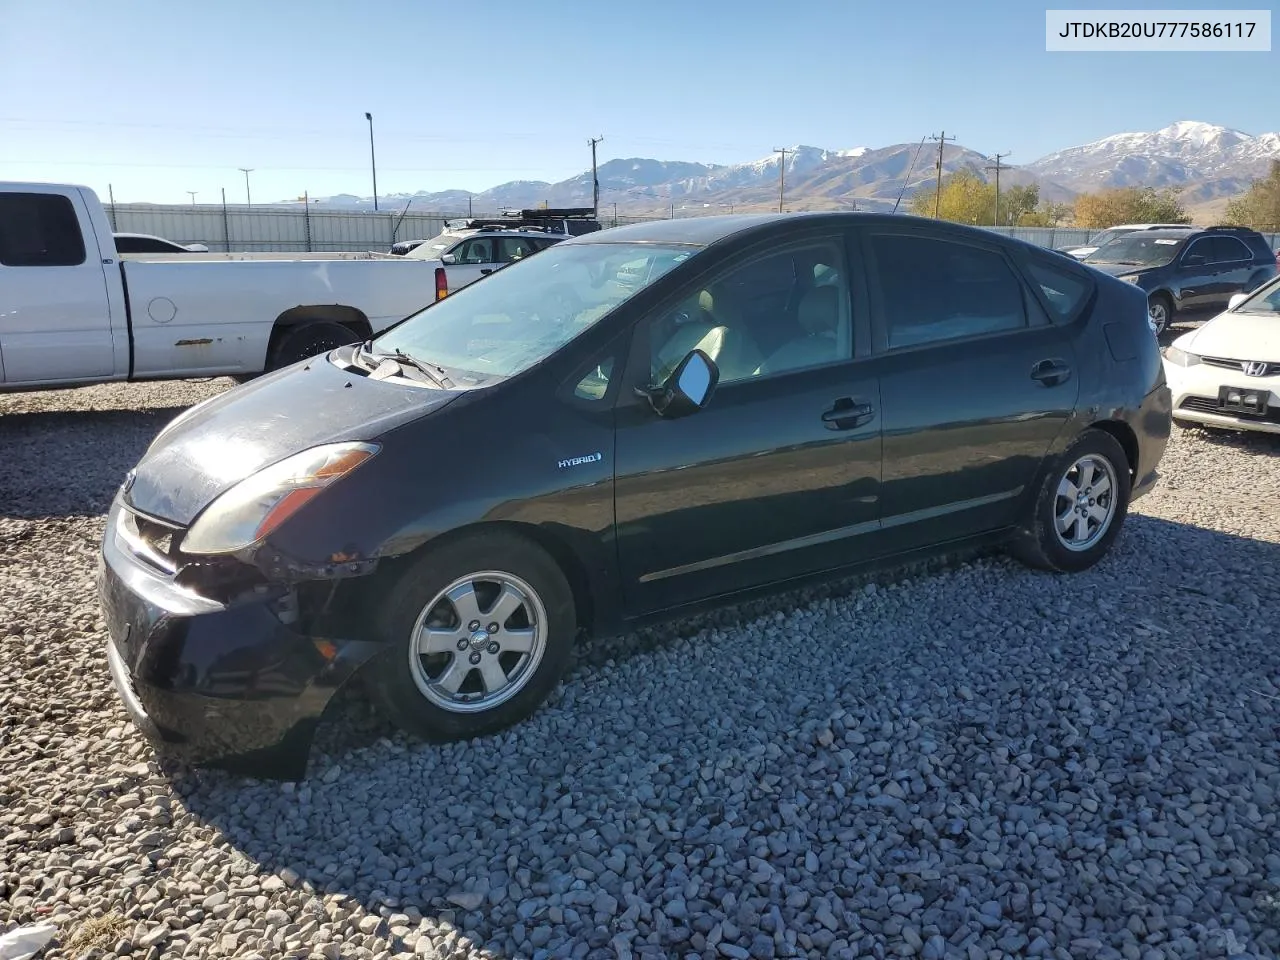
[565,211,981,248]
[1126,229,1197,240]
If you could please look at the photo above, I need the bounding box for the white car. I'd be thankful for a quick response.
[1061,223,1195,260]
[1163,275,1280,435]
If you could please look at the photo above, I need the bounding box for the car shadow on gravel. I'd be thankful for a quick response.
[0,406,190,517]
[1172,422,1280,455]
[165,513,1280,959]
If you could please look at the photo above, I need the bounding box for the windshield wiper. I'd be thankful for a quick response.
[361,344,454,388]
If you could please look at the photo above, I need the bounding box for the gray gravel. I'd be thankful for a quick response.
[2,378,1280,960]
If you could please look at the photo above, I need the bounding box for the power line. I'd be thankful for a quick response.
[893,135,930,214]
[928,131,956,218]
[985,151,1012,225]
[773,147,790,212]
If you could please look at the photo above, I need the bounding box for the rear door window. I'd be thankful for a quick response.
[0,192,87,267]
[869,233,1028,349]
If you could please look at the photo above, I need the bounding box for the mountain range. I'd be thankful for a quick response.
[281,121,1280,217]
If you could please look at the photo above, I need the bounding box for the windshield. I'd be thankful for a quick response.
[373,240,697,380]
[1085,234,1184,266]
[1233,276,1280,314]
[1085,229,1126,249]
[405,232,465,259]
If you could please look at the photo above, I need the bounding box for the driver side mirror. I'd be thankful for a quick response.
[644,348,719,418]
[1228,292,1248,310]
[440,252,457,265]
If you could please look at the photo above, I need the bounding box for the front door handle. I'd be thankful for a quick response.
[822,397,875,430]
[1030,358,1072,386]
[480,268,494,275]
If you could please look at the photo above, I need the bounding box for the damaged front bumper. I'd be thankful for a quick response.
[96,496,385,780]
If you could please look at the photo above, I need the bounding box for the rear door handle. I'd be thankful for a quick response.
[822,397,875,430]
[1030,358,1071,386]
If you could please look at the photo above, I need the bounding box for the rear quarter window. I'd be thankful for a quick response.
[0,192,87,267]
[1022,258,1093,322]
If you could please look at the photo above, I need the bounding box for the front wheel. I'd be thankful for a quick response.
[1147,294,1173,336]
[1010,429,1132,573]
[364,531,576,743]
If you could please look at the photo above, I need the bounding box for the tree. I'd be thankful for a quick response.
[1224,160,1280,231]
[909,168,993,224]
[1000,184,1040,226]
[1072,186,1190,228]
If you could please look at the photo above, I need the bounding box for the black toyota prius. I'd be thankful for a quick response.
[98,212,1172,779]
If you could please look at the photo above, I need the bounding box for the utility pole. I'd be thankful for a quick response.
[772,147,790,212]
[928,132,955,218]
[985,151,1012,226]
[186,191,197,206]
[588,136,604,217]
[238,168,253,206]
[365,113,379,211]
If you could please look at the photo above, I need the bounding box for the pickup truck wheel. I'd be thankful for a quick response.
[268,321,359,371]
[364,531,576,744]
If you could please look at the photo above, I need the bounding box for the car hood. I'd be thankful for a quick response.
[1085,261,1149,277]
[1182,311,1280,361]
[124,351,461,525]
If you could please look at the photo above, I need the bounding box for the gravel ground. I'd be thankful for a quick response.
[2,378,1280,960]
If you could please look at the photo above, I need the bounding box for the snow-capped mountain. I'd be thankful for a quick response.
[1026,121,1280,193]
[283,120,1279,215]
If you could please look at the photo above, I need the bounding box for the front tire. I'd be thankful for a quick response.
[1010,429,1132,573]
[1148,293,1173,336]
[364,531,576,743]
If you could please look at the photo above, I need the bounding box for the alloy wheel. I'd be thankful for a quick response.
[1053,455,1119,552]
[407,570,548,713]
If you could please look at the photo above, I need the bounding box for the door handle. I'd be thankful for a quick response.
[822,397,875,430]
[1030,358,1071,386]
[480,268,493,275]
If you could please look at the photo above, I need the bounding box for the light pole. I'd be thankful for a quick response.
[365,112,379,211]
[186,191,197,206]
[238,168,253,206]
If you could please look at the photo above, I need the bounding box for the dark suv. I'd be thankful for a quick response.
[1082,226,1278,335]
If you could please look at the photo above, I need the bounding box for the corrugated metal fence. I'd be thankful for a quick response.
[107,203,451,253]
[104,202,1280,255]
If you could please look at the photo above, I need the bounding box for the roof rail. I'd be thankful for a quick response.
[1203,224,1254,232]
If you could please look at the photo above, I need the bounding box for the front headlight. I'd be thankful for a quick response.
[1118,274,1141,284]
[1162,345,1201,367]
[182,441,380,555]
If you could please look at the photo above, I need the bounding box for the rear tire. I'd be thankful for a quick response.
[1147,293,1173,336]
[268,321,359,371]
[364,531,576,743]
[1010,429,1132,574]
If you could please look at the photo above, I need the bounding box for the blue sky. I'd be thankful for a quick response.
[1,0,1275,204]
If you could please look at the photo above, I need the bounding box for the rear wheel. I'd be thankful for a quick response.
[1147,293,1173,336]
[364,531,576,743]
[268,321,360,371]
[1010,429,1132,573]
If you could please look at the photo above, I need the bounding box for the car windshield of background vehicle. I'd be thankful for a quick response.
[373,241,696,380]
[1236,279,1280,314]
[1087,229,1124,248]
[405,234,463,259]
[1085,235,1181,266]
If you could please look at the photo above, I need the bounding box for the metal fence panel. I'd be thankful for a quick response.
[100,203,1280,255]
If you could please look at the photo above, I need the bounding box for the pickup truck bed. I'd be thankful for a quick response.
[0,182,444,392]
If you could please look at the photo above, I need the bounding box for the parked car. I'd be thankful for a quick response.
[400,222,569,294]
[113,232,209,253]
[98,212,1171,779]
[0,181,450,392]
[1082,226,1278,335]
[1163,272,1280,434]
[389,209,601,257]
[1059,223,1194,260]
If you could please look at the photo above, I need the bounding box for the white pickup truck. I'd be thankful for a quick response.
[0,181,458,392]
